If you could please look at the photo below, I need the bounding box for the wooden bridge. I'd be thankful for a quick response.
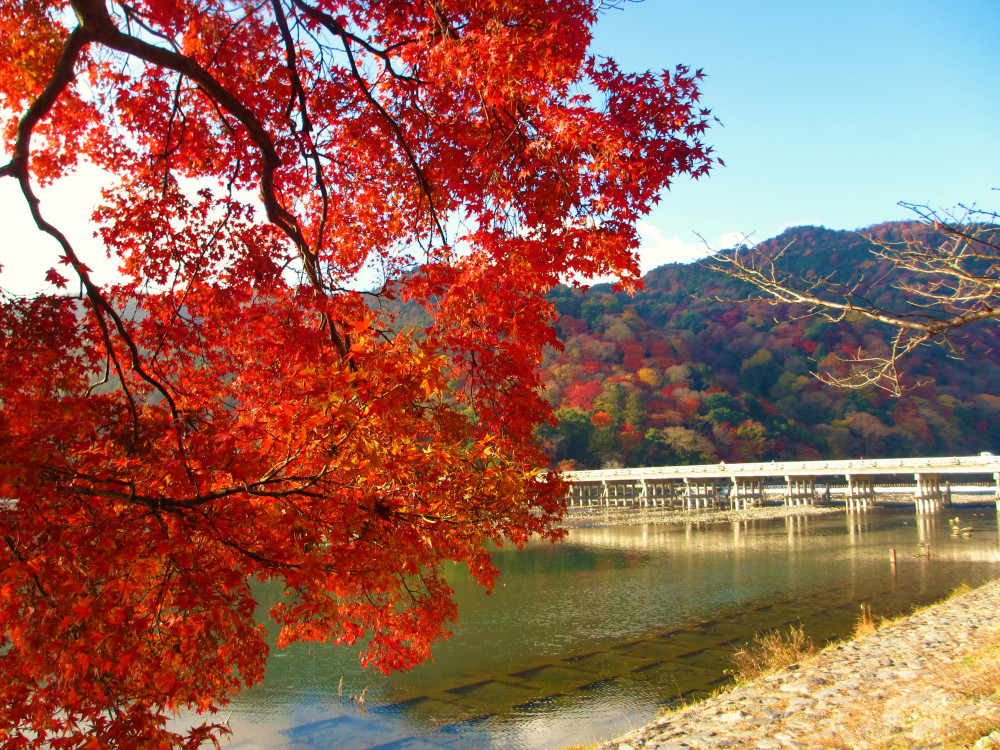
[563,455,1000,513]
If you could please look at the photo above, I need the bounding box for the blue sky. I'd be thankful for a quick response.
[591,0,1000,271]
[2,0,998,292]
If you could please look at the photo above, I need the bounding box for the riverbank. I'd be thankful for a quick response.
[596,577,1000,750]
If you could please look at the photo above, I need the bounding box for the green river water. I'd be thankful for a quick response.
[214,506,1000,749]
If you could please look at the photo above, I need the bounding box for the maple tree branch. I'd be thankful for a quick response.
[267,0,338,267]
[3,535,50,601]
[154,74,188,179]
[0,23,185,439]
[70,0,327,287]
[74,0,445,366]
[270,0,312,134]
[58,469,349,511]
[209,531,298,570]
[115,1,183,53]
[287,0,445,244]
[288,0,421,82]
[271,7,334,264]
[21,201,176,441]
[70,0,369,362]
[0,29,88,177]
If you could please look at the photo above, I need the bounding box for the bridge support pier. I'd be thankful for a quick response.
[566,483,579,507]
[845,474,874,511]
[684,478,717,510]
[643,481,660,507]
[655,481,672,507]
[914,473,946,514]
[730,477,763,510]
[784,475,816,506]
[664,482,675,507]
[611,481,625,507]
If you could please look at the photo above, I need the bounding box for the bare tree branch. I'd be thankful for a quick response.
[707,203,1000,395]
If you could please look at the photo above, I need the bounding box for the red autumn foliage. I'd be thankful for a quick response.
[591,411,613,428]
[0,0,714,745]
[565,380,604,411]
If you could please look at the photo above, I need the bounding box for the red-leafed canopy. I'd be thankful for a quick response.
[0,0,714,745]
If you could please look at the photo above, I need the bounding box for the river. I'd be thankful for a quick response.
[216,506,1000,749]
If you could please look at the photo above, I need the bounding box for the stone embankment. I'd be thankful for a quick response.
[598,578,1000,750]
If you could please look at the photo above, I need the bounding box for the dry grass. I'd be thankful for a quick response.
[847,583,975,644]
[955,630,1000,701]
[729,599,894,686]
[949,581,974,600]
[727,623,816,685]
[853,602,878,639]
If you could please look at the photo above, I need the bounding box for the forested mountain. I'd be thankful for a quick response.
[537,221,1000,469]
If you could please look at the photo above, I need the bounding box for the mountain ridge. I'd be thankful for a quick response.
[538,220,1000,469]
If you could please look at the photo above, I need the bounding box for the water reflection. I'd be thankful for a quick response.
[217,507,1000,750]
[918,513,936,543]
[785,513,809,547]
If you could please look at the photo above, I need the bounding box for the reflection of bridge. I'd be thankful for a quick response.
[564,455,1000,513]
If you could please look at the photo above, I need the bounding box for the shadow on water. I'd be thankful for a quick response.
[216,506,1000,749]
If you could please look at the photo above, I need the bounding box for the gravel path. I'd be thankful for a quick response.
[598,578,1000,750]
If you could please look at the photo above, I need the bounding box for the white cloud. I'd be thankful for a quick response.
[1,162,119,296]
[636,220,744,276]
[719,230,748,249]
[561,221,747,288]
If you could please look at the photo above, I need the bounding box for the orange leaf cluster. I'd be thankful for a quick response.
[0,0,715,744]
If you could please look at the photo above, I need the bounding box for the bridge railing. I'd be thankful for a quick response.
[563,455,1000,483]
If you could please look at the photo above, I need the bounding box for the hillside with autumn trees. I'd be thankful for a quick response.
[535,221,1000,469]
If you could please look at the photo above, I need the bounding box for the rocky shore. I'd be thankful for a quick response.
[597,577,1000,750]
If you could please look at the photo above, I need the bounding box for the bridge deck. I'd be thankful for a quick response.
[565,455,1000,482]
[562,455,1000,512]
